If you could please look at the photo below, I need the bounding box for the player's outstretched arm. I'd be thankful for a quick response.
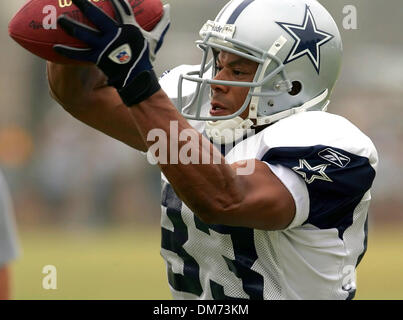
[47,62,147,151]
[51,0,295,230]
[129,90,296,230]
[49,0,170,152]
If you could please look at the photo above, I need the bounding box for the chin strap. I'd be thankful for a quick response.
[205,89,330,145]
[205,117,254,144]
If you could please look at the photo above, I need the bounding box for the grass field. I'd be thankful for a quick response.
[11,224,403,300]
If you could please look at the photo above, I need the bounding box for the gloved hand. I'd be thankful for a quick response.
[54,0,170,106]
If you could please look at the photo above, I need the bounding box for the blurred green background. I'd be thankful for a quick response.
[0,0,402,299]
[12,225,403,300]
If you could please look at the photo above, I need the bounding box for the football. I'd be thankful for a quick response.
[8,0,164,64]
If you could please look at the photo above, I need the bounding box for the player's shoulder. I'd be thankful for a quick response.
[262,111,378,167]
[268,111,362,139]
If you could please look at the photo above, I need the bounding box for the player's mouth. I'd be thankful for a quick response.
[210,102,229,116]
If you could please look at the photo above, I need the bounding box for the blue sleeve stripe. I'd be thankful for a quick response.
[261,145,376,195]
[261,145,376,239]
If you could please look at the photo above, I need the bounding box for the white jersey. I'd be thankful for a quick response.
[158,65,378,300]
[0,170,19,267]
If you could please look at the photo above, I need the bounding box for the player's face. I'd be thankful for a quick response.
[210,51,258,119]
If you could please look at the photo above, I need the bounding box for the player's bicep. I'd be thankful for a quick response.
[228,160,299,231]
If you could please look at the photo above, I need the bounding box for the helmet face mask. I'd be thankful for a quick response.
[178,29,291,121]
[177,0,342,142]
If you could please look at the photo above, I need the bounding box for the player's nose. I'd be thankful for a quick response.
[211,70,230,93]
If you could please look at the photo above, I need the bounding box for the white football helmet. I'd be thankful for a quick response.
[177,0,343,143]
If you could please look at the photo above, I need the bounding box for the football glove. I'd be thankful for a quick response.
[54,0,170,106]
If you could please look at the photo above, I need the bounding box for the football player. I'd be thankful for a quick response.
[0,170,19,300]
[47,0,378,299]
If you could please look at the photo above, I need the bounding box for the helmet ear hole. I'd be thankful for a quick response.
[289,81,302,96]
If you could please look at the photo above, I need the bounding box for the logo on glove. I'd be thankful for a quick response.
[108,44,132,64]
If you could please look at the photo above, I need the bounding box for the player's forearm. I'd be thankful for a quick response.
[47,62,107,110]
[47,62,147,151]
[129,91,245,223]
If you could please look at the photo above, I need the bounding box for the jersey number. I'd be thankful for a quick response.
[161,183,264,299]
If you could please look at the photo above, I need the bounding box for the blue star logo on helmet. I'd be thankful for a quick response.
[276,5,334,74]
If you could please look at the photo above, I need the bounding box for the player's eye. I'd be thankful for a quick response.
[215,64,223,72]
[232,68,249,77]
